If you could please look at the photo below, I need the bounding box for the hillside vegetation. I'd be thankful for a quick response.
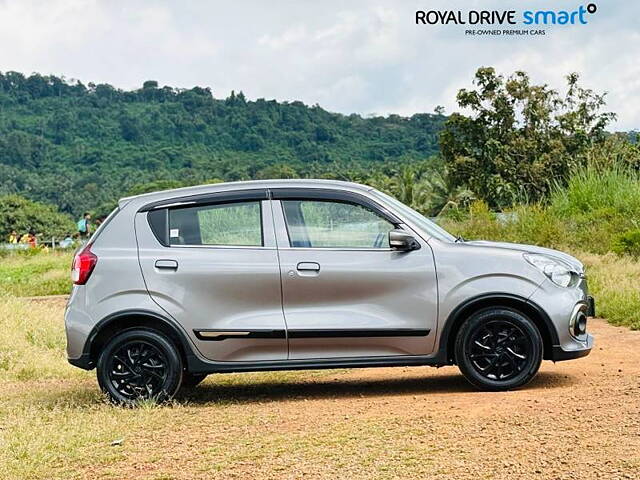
[0,72,444,216]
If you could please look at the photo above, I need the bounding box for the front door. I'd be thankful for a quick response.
[136,191,287,362]
[271,190,438,360]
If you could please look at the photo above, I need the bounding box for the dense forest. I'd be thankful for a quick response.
[0,72,445,217]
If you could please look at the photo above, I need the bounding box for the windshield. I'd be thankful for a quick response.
[371,190,457,243]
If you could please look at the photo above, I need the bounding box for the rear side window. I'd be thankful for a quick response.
[168,201,262,246]
[282,200,394,248]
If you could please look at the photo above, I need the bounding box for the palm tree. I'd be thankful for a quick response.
[392,166,432,214]
[426,170,476,216]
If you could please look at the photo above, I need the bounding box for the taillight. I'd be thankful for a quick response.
[71,244,98,285]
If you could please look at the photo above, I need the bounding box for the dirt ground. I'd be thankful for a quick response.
[86,318,640,480]
[4,303,639,480]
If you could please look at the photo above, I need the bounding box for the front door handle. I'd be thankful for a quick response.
[297,262,320,272]
[155,259,178,270]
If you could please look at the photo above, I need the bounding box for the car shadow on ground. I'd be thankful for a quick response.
[178,370,577,405]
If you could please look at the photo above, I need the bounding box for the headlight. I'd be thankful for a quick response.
[524,253,577,288]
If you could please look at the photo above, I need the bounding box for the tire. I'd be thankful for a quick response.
[97,329,183,405]
[181,373,207,389]
[455,308,543,391]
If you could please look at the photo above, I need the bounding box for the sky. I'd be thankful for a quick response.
[0,0,638,130]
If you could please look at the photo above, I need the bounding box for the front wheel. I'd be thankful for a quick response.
[455,308,543,391]
[97,329,183,404]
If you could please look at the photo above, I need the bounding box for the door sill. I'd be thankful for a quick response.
[186,352,448,374]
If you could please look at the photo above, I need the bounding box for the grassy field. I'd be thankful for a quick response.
[0,251,72,297]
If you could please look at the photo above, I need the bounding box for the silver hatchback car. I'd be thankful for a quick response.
[65,180,594,403]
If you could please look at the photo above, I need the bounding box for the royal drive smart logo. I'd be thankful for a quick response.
[415,4,598,36]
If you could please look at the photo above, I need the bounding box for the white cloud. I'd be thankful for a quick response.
[0,0,638,130]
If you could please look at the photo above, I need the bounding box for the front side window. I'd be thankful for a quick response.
[282,200,394,248]
[169,201,262,246]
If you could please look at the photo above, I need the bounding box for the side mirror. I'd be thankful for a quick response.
[389,229,421,252]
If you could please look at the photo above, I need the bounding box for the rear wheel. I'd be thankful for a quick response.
[455,308,543,391]
[97,329,183,404]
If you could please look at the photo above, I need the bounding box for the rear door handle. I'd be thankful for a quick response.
[297,262,320,272]
[155,259,178,270]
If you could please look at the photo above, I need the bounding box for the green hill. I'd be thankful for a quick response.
[0,72,444,216]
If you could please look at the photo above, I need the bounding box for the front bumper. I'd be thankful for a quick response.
[550,333,594,361]
[550,294,595,361]
[528,275,596,362]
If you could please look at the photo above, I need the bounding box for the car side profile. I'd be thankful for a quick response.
[65,180,594,403]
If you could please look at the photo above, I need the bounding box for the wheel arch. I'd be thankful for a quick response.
[440,293,558,363]
[80,309,196,370]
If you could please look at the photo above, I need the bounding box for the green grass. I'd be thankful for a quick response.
[0,251,72,296]
[0,295,76,380]
[579,252,640,330]
[549,165,640,254]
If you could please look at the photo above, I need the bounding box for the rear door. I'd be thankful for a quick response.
[135,189,287,362]
[271,189,438,360]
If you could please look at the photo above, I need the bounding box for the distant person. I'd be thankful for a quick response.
[8,230,18,243]
[27,230,37,248]
[77,212,91,239]
[59,235,74,248]
[19,232,30,243]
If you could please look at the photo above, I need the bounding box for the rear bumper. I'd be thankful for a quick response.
[550,333,594,362]
[68,353,94,370]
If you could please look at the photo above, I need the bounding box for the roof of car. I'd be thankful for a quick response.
[118,179,375,209]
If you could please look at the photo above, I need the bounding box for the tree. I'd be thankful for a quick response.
[125,180,185,196]
[119,113,143,141]
[0,194,75,238]
[255,164,299,180]
[143,80,158,89]
[426,170,476,216]
[392,166,432,212]
[440,67,615,208]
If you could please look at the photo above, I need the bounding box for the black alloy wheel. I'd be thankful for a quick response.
[97,329,183,404]
[467,320,531,381]
[455,308,543,391]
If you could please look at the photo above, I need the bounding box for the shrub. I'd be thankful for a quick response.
[441,201,567,248]
[612,229,640,258]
